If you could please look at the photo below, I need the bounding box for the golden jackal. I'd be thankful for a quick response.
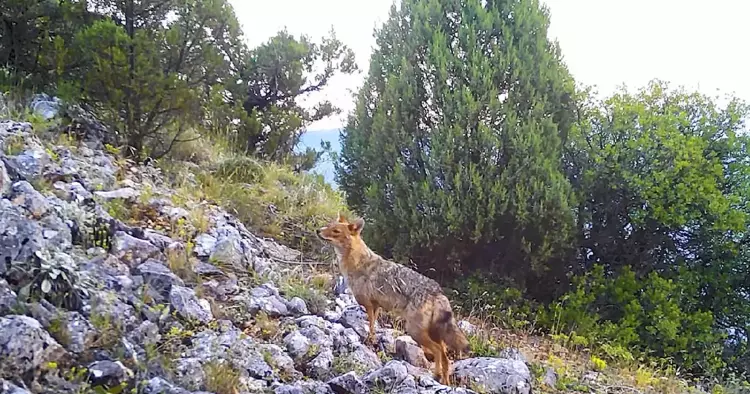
[317,213,469,385]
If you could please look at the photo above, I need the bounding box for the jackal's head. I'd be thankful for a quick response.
[317,213,365,250]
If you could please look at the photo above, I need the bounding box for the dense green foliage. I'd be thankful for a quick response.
[0,0,355,167]
[338,0,750,380]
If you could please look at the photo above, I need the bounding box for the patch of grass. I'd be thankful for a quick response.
[2,133,26,155]
[166,246,198,285]
[466,332,502,357]
[196,156,349,256]
[332,353,369,376]
[279,271,330,316]
[90,311,122,351]
[102,199,133,222]
[48,314,72,347]
[203,360,241,394]
[189,206,211,234]
[247,311,280,341]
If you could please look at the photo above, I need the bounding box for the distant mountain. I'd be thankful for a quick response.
[297,128,342,188]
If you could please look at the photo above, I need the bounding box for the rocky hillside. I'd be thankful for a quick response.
[0,98,533,394]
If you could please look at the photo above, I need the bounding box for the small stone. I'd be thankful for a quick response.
[172,357,205,391]
[248,295,289,318]
[347,343,382,371]
[169,285,213,324]
[136,259,185,299]
[457,320,476,335]
[287,297,309,316]
[194,261,225,277]
[209,236,245,269]
[333,275,348,295]
[0,379,31,394]
[140,377,191,394]
[94,187,139,200]
[0,279,18,315]
[327,372,368,394]
[363,360,410,388]
[10,181,49,218]
[283,331,311,360]
[395,335,429,369]
[308,348,334,380]
[0,160,11,197]
[542,367,557,387]
[338,306,371,340]
[86,360,132,388]
[193,233,217,257]
[112,231,162,267]
[251,282,280,298]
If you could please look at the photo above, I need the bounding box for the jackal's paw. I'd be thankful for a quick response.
[365,334,377,346]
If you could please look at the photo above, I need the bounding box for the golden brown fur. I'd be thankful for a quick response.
[317,213,469,385]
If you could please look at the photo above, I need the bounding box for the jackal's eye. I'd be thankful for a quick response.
[332,229,340,234]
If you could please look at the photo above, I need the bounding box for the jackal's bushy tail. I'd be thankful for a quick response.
[429,302,469,353]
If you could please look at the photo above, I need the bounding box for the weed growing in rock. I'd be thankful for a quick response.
[203,361,241,394]
[279,271,330,316]
[590,355,607,372]
[89,311,122,351]
[332,354,368,376]
[2,133,26,155]
[47,313,72,347]
[166,246,197,285]
[248,311,280,342]
[466,332,501,357]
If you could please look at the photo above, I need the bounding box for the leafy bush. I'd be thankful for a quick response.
[7,249,90,310]
[449,274,539,331]
[543,265,725,375]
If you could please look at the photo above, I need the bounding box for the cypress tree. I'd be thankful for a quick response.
[337,0,576,296]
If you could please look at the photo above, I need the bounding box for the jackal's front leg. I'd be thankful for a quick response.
[364,304,379,346]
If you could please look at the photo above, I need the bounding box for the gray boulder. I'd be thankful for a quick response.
[93,187,139,200]
[0,279,18,315]
[0,315,66,379]
[395,335,429,369]
[10,181,49,218]
[0,379,31,394]
[0,200,44,273]
[451,357,532,394]
[0,160,12,197]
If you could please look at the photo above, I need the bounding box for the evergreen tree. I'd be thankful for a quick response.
[337,0,576,296]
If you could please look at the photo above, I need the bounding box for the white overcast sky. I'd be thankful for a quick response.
[229,0,750,131]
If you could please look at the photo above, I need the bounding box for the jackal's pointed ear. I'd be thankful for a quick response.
[348,217,365,234]
[337,212,347,223]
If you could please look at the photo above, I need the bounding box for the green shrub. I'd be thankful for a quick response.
[449,274,539,330]
[543,265,725,375]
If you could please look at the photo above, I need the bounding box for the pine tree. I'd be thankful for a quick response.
[337,0,577,296]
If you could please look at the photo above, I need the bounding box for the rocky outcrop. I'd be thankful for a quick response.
[0,99,532,394]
